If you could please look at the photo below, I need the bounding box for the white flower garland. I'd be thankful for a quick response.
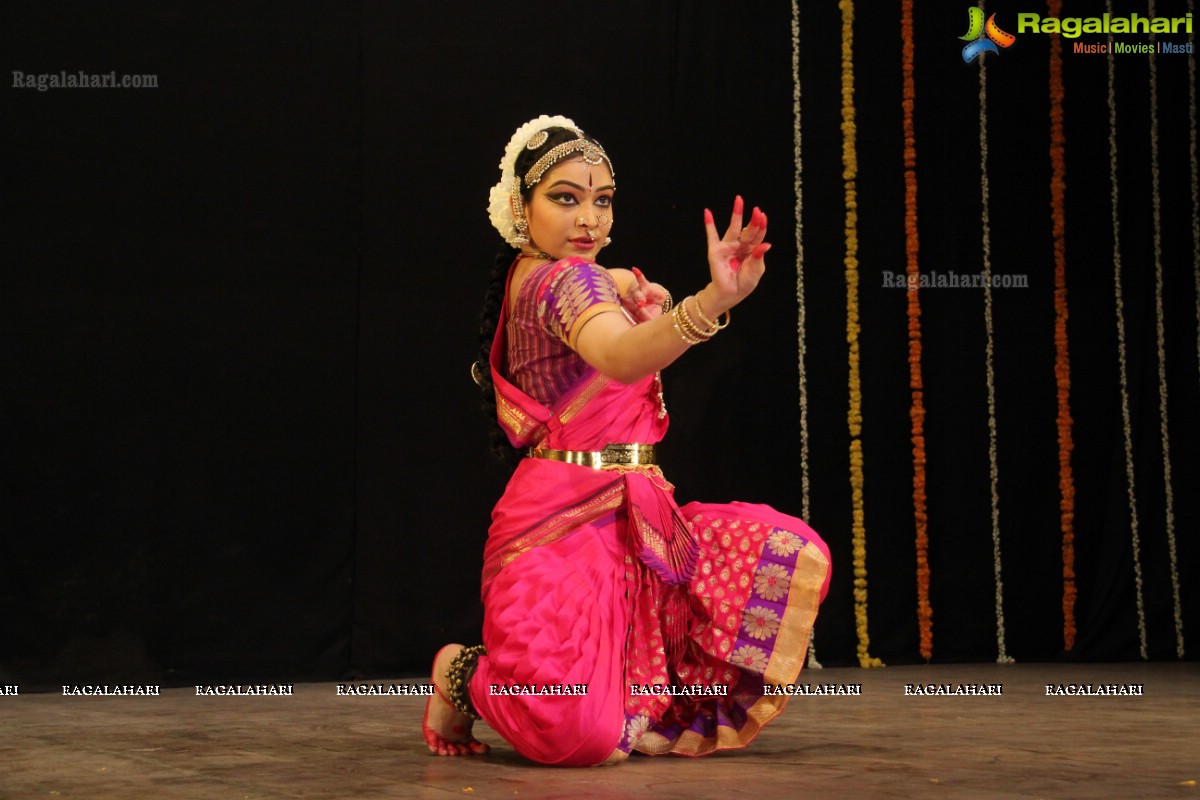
[487,114,582,245]
[1148,1,1185,660]
[791,0,812,540]
[1106,5,1149,661]
[791,0,820,670]
[978,31,1013,665]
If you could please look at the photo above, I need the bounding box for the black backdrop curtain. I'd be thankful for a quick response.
[1,1,1196,689]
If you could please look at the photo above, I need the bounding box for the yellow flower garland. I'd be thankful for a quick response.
[840,0,883,669]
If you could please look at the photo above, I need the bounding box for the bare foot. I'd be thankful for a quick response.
[598,748,629,766]
[423,644,490,756]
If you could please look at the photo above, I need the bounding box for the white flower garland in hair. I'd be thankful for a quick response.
[977,27,1013,665]
[1148,1,1185,660]
[792,0,820,670]
[487,114,582,245]
[1106,4,1149,661]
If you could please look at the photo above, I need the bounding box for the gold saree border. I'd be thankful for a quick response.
[565,301,622,351]
[495,386,545,444]
[483,479,626,585]
[634,537,829,757]
[493,334,611,445]
[555,369,612,427]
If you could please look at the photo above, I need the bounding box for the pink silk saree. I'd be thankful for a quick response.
[468,261,831,766]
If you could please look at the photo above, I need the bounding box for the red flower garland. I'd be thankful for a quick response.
[902,0,932,662]
[1048,0,1077,652]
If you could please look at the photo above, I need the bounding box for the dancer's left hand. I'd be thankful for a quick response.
[705,196,770,308]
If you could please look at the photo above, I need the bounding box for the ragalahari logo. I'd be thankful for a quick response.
[960,8,1017,62]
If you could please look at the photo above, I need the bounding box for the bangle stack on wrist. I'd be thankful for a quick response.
[693,295,731,331]
[671,296,731,345]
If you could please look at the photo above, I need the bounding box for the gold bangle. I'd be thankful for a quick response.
[694,294,731,331]
[671,302,708,345]
[676,300,703,341]
[660,289,674,314]
[681,298,716,339]
[676,298,715,343]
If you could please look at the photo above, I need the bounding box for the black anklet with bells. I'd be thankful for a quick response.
[444,644,486,720]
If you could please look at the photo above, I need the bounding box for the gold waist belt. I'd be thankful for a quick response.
[528,443,656,469]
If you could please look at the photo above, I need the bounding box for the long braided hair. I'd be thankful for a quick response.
[475,126,607,461]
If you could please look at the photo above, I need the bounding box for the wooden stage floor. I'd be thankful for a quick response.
[2,663,1197,799]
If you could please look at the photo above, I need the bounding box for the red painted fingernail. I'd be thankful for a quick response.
[632,266,644,278]
[752,242,771,258]
[734,196,744,213]
[704,209,714,224]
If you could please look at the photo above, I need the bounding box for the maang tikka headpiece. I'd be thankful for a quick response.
[487,115,615,247]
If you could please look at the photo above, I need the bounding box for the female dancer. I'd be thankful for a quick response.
[423,115,831,765]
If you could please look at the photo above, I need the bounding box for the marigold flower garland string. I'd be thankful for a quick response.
[1105,0,1149,661]
[977,6,1014,664]
[902,0,933,662]
[840,0,883,668]
[1191,0,1200,397]
[1147,0,1185,659]
[1047,0,1078,654]
[792,0,821,670]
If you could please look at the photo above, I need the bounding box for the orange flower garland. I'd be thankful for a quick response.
[1047,0,1078,653]
[902,0,932,662]
[840,0,883,669]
